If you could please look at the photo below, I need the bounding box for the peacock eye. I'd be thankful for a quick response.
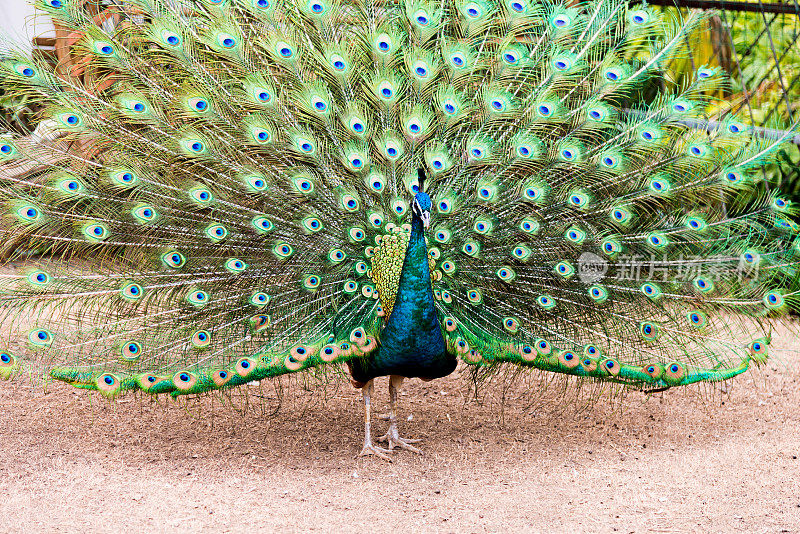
[553,15,569,26]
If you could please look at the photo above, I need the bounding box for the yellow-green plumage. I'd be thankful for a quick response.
[369,226,438,316]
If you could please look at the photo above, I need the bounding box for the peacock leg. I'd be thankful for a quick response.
[357,379,394,461]
[377,375,422,454]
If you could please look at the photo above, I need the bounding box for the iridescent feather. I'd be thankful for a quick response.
[0,0,796,404]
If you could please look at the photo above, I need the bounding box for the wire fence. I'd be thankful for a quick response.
[645,0,800,194]
[718,1,799,193]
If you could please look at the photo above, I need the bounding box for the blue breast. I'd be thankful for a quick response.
[349,216,456,383]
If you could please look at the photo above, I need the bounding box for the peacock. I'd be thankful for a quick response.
[0,0,798,461]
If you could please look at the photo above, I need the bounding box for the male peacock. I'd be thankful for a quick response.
[0,0,797,460]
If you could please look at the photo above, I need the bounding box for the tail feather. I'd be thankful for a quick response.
[0,0,796,396]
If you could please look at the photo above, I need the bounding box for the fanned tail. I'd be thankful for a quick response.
[0,0,797,396]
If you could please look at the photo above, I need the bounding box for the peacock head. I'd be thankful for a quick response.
[412,168,431,229]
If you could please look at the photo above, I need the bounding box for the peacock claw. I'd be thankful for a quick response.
[372,376,423,454]
[357,380,396,462]
[358,443,394,462]
[377,428,423,454]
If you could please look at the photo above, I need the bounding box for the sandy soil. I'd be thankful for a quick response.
[1,345,799,533]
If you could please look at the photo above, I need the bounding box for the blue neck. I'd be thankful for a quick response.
[349,214,454,382]
[383,216,440,340]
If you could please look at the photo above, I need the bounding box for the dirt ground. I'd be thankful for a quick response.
[1,328,799,533]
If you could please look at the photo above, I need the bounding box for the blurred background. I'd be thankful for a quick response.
[0,2,55,52]
[659,0,800,199]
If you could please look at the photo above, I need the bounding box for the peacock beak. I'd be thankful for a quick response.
[421,210,430,229]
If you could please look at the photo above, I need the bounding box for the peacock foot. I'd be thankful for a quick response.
[358,442,394,462]
[377,426,422,454]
